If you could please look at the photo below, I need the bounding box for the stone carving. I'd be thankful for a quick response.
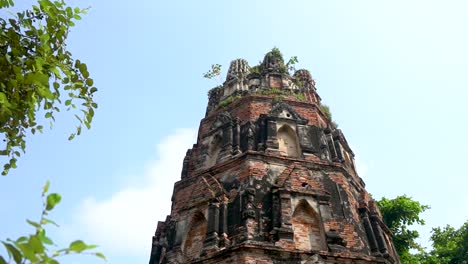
[212,111,232,130]
[242,187,256,220]
[262,49,285,74]
[319,130,331,160]
[294,69,316,90]
[240,121,256,151]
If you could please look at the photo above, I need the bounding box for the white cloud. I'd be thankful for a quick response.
[71,128,197,257]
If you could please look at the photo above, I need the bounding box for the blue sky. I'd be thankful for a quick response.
[1,0,467,263]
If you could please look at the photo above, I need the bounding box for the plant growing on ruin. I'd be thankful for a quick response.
[203,64,222,79]
[319,104,338,128]
[217,94,241,109]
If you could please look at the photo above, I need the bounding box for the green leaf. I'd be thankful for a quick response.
[26,219,41,229]
[46,193,62,211]
[42,180,50,195]
[0,255,7,264]
[25,72,49,87]
[69,240,86,253]
[18,242,36,262]
[2,242,22,264]
[38,229,54,245]
[15,236,28,244]
[85,78,93,86]
[41,217,59,227]
[29,236,44,254]
[86,244,98,250]
[90,87,97,93]
[37,87,55,100]
[95,252,107,260]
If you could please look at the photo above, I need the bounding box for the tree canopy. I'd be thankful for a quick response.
[377,195,430,258]
[377,195,467,264]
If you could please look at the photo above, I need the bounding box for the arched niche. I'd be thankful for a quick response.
[277,125,301,158]
[183,211,207,260]
[292,199,325,251]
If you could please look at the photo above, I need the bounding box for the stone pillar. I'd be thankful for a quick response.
[334,140,344,161]
[232,119,241,155]
[370,214,389,257]
[326,134,338,161]
[204,201,220,250]
[219,124,233,162]
[257,117,267,151]
[265,120,279,150]
[241,188,257,241]
[276,191,293,241]
[218,199,229,247]
[360,210,379,255]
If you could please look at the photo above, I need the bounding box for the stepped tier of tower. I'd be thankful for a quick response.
[149,49,400,264]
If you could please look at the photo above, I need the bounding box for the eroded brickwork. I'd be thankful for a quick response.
[149,50,400,264]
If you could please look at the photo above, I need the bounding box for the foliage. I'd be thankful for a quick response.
[286,56,298,74]
[255,87,306,102]
[262,47,299,75]
[249,64,261,75]
[0,0,13,8]
[203,64,222,79]
[419,221,468,264]
[377,195,430,261]
[319,104,332,121]
[0,181,106,264]
[319,104,338,128]
[0,0,98,175]
[217,94,241,109]
[269,47,284,62]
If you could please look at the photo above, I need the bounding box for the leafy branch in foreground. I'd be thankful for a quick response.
[0,181,106,264]
[0,0,98,175]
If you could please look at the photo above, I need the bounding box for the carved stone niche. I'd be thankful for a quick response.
[204,112,234,167]
[264,102,309,157]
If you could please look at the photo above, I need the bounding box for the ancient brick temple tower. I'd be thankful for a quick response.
[149,49,400,264]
